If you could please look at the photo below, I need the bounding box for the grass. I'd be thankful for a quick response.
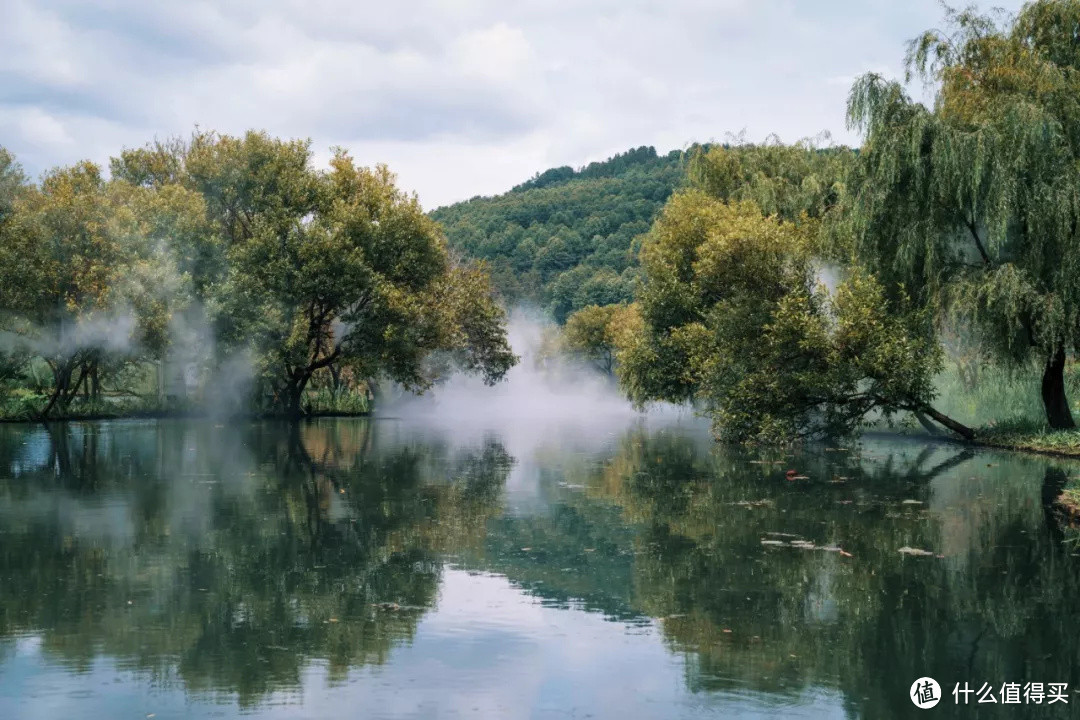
[861,360,1080,458]
[972,417,1080,457]
[303,388,371,415]
[0,391,201,422]
[932,360,1080,428]
[0,387,371,422]
[925,360,1080,456]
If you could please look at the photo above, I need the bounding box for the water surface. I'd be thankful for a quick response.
[0,417,1078,719]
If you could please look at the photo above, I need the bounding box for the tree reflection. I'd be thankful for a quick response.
[2,419,1079,718]
[0,419,511,706]
[591,431,1080,719]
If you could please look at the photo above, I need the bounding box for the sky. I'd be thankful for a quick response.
[1,0,1026,210]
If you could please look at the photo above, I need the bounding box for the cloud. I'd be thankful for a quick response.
[0,0,1026,207]
[9,108,74,148]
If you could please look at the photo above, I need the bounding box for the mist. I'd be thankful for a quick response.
[0,309,140,359]
[383,307,691,431]
[379,307,706,512]
[161,303,255,418]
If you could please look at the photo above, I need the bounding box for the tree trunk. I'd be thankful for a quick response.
[917,404,975,440]
[60,362,87,411]
[912,410,944,437]
[284,372,311,418]
[90,363,100,402]
[365,378,378,410]
[40,365,65,420]
[1041,346,1075,430]
[285,383,303,418]
[329,364,343,400]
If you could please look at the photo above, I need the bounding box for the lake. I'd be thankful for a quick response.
[0,415,1078,719]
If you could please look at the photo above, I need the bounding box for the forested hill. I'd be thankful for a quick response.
[430,146,689,322]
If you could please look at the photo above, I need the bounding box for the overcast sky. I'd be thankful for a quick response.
[2,0,1025,209]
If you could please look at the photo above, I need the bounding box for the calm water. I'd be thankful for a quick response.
[1,416,1079,719]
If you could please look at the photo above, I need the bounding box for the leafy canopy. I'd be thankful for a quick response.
[842,1,1080,427]
[562,303,641,375]
[619,145,945,443]
[0,131,518,417]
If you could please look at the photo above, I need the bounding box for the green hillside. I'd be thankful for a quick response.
[430,146,689,322]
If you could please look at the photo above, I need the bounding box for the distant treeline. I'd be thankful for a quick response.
[431,146,686,322]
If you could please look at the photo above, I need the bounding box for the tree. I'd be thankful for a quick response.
[0,147,24,223]
[202,139,516,416]
[842,0,1080,429]
[618,191,965,443]
[563,303,641,375]
[0,162,129,417]
[689,137,854,222]
[0,149,207,417]
[0,131,517,419]
[0,149,29,387]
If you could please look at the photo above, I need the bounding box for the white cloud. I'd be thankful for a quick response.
[12,108,74,148]
[0,0,1027,207]
[452,23,533,81]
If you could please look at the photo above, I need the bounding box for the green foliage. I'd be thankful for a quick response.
[0,132,517,419]
[619,187,944,443]
[181,134,516,415]
[302,387,372,415]
[0,159,185,416]
[435,142,856,326]
[432,146,687,322]
[562,303,641,375]
[689,139,854,223]
[0,147,25,224]
[841,0,1080,427]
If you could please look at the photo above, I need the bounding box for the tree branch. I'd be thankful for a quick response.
[911,402,974,440]
[307,343,343,372]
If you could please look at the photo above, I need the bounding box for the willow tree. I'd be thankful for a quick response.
[843,1,1080,429]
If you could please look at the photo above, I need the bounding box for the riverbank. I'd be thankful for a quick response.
[0,409,373,424]
[865,416,1080,460]
[0,393,372,424]
[970,420,1080,459]
[0,386,373,423]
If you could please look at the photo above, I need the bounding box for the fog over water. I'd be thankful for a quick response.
[378,309,707,513]
[383,308,697,432]
[380,309,706,507]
